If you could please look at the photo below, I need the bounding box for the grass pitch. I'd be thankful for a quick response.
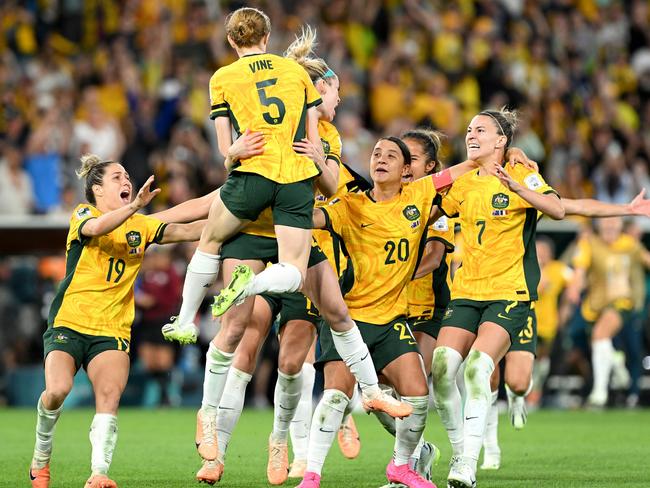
[1,408,648,487]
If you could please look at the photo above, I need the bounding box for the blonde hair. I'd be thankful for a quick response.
[76,153,114,205]
[478,107,519,148]
[284,26,335,82]
[401,128,445,173]
[225,8,271,48]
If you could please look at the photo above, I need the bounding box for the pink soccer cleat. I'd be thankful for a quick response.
[295,471,321,488]
[386,460,437,488]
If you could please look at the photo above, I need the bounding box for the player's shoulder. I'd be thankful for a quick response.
[71,203,98,222]
[508,164,548,189]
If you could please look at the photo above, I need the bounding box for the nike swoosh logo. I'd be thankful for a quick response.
[202,283,212,288]
[278,404,293,411]
[497,313,512,320]
[520,339,532,344]
[209,369,225,375]
[319,427,335,433]
[465,416,478,420]
[360,353,369,361]
[408,428,424,433]
[218,406,234,410]
[29,469,36,481]
[361,223,374,228]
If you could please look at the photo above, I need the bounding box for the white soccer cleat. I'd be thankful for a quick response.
[610,351,631,390]
[161,317,198,345]
[288,459,307,478]
[415,441,440,480]
[508,393,527,430]
[447,458,476,488]
[586,390,608,409]
[480,448,501,470]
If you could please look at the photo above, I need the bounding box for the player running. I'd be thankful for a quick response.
[28,155,205,488]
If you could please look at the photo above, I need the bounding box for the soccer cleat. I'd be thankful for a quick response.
[267,435,289,485]
[196,409,219,461]
[295,471,321,488]
[161,317,198,345]
[196,459,224,485]
[508,394,527,430]
[416,441,441,480]
[586,391,608,409]
[386,460,437,488]
[337,415,361,459]
[211,265,254,317]
[362,391,413,419]
[610,351,631,390]
[480,449,501,470]
[84,474,118,488]
[288,459,307,478]
[447,458,476,488]
[29,464,50,488]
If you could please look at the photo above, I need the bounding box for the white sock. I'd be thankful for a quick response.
[483,390,500,455]
[463,350,495,472]
[245,262,302,296]
[592,338,614,400]
[456,360,467,406]
[272,370,303,442]
[432,346,464,456]
[177,250,220,325]
[201,343,235,412]
[216,367,252,460]
[394,396,428,465]
[89,413,118,475]
[533,357,550,394]
[331,325,380,396]
[290,363,315,461]
[372,384,397,437]
[32,394,63,468]
[306,389,349,475]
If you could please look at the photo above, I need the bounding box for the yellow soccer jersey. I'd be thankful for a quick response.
[243,120,353,242]
[536,260,573,341]
[440,165,556,301]
[573,234,642,320]
[322,177,437,324]
[407,216,455,318]
[48,204,166,340]
[209,53,323,184]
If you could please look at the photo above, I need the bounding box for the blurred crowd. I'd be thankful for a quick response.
[1,0,650,406]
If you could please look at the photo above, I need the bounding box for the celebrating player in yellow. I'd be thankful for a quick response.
[28,155,204,488]
[431,108,565,488]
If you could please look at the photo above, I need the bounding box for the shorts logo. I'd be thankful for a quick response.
[54,333,68,344]
[444,308,453,319]
[126,231,142,248]
[402,205,420,221]
[492,193,509,209]
[320,138,331,155]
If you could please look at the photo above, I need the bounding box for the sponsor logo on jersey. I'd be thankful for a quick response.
[126,231,142,247]
[321,138,331,155]
[524,173,543,190]
[433,216,449,231]
[491,193,510,209]
[76,207,91,219]
[402,205,421,221]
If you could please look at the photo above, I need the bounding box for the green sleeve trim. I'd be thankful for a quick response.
[319,208,331,231]
[211,103,228,110]
[77,218,95,245]
[153,223,167,244]
[306,98,323,109]
[438,205,459,219]
[210,110,230,120]
[326,154,342,166]
[427,236,455,252]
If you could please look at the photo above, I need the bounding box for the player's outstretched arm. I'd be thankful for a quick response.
[82,175,161,237]
[159,220,207,244]
[430,160,478,191]
[562,189,650,218]
[152,189,219,224]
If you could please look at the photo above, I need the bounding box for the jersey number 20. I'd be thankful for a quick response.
[256,79,286,125]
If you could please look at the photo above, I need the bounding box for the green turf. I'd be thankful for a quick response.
[2,407,649,487]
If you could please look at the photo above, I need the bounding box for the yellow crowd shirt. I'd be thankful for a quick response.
[407,216,455,318]
[573,234,643,320]
[209,53,323,184]
[322,176,437,324]
[536,260,573,341]
[48,204,166,340]
[440,165,557,301]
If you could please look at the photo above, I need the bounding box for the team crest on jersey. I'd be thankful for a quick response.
[402,205,421,221]
[492,193,510,209]
[54,333,68,344]
[76,207,91,220]
[126,231,142,248]
[321,138,331,155]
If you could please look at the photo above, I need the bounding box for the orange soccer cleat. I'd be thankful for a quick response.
[196,459,224,485]
[362,391,413,419]
[267,435,289,485]
[337,415,361,459]
[84,474,118,488]
[29,464,50,488]
[196,409,219,461]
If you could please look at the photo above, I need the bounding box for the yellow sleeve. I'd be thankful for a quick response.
[428,216,455,252]
[572,237,592,269]
[515,167,557,196]
[301,66,322,109]
[209,71,229,120]
[327,129,342,166]
[439,181,462,218]
[321,197,348,235]
[69,204,98,244]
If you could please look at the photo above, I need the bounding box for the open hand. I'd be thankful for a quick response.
[629,188,650,217]
[133,175,161,209]
[294,138,325,168]
[506,147,538,172]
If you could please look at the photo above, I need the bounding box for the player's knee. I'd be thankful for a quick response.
[44,381,73,407]
[506,373,530,395]
[464,350,493,398]
[278,355,302,376]
[95,383,124,410]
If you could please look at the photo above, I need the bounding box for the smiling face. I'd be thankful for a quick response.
[370,139,408,186]
[316,76,340,122]
[402,137,436,182]
[93,163,133,211]
[465,114,507,163]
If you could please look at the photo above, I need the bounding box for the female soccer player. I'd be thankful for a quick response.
[29,155,205,488]
[297,137,483,488]
[431,108,565,488]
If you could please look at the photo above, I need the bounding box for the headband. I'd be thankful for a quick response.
[480,111,506,140]
[321,68,336,79]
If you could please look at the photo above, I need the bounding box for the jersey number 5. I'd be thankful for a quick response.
[106,257,126,283]
[256,79,286,125]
